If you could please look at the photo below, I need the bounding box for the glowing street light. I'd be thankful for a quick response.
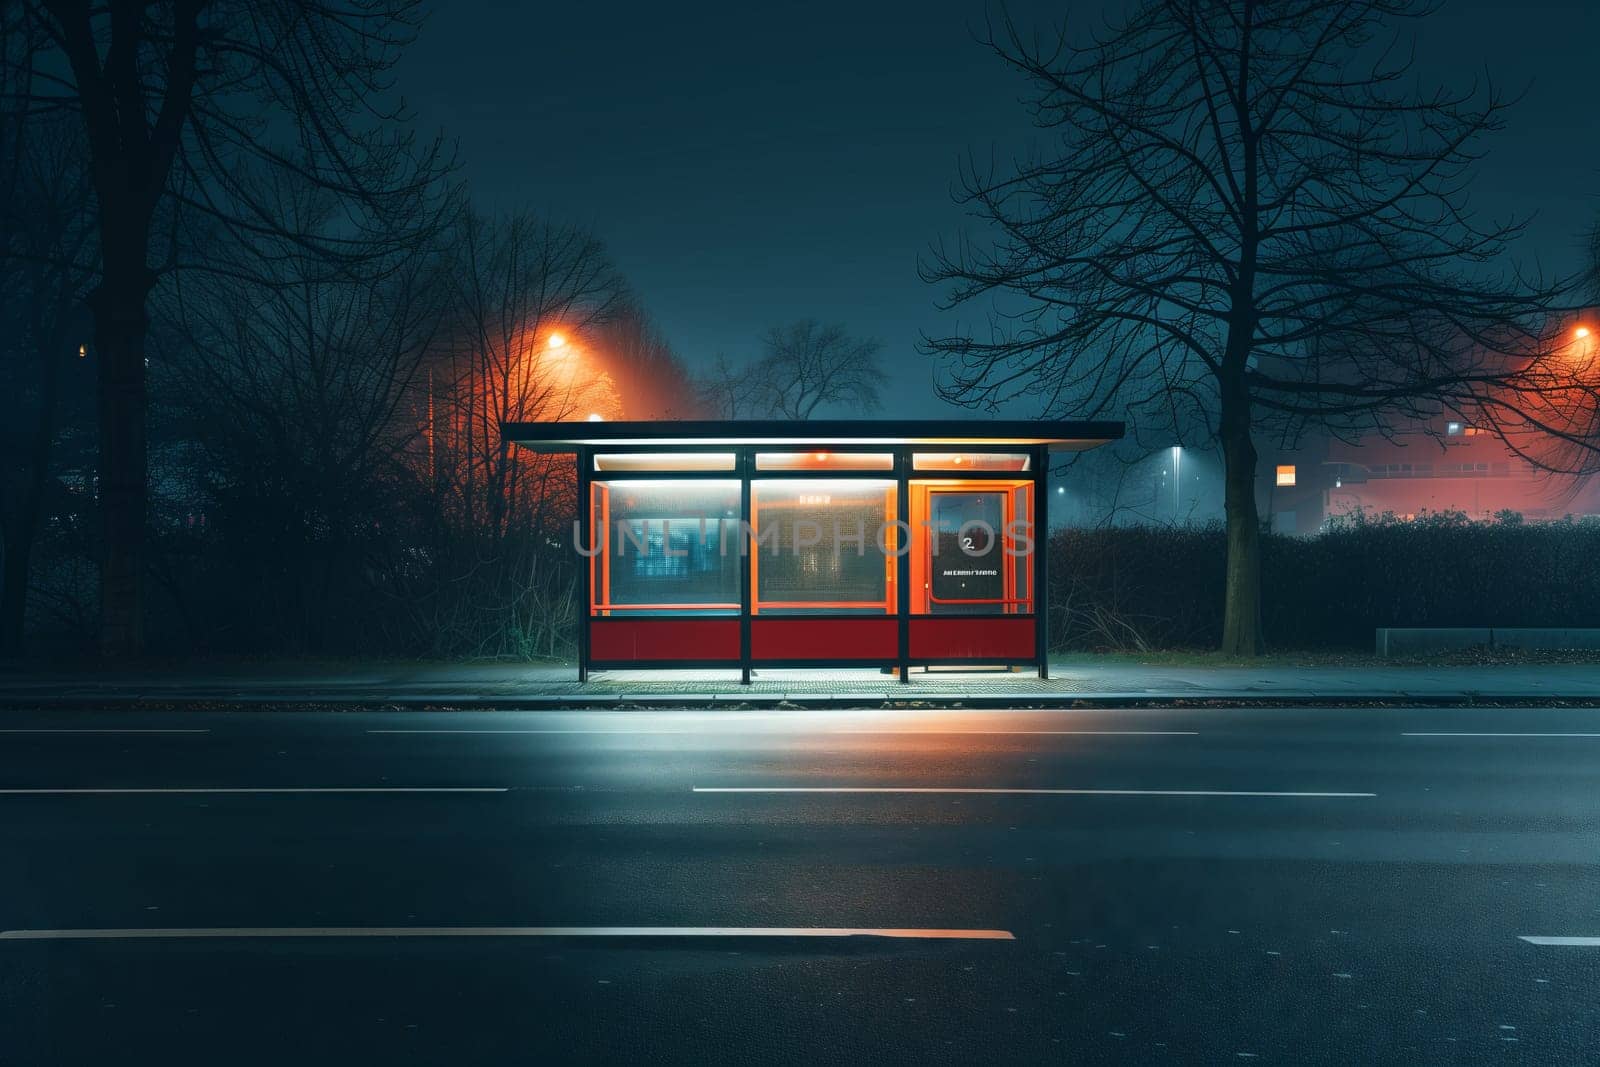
[1561,324,1595,366]
[1170,445,1182,519]
[547,332,568,349]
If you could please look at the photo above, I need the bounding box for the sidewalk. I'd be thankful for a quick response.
[2,658,1598,708]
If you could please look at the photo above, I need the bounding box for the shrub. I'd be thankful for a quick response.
[1047,515,1600,651]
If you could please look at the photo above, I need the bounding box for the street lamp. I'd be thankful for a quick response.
[1563,324,1594,367]
[547,332,568,349]
[1170,446,1182,520]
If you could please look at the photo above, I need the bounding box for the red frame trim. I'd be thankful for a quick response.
[909,617,1036,660]
[750,617,898,661]
[589,618,741,662]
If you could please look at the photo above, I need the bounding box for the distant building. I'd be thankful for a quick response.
[1260,419,1600,533]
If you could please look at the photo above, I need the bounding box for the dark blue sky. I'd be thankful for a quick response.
[400,0,1600,418]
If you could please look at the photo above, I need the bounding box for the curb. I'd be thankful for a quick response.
[1,692,1598,711]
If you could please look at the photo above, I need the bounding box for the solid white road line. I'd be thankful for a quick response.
[0,787,506,795]
[1519,936,1600,947]
[0,729,210,734]
[827,730,1198,736]
[368,729,714,735]
[0,925,1015,942]
[1404,732,1600,738]
[366,728,1198,736]
[692,787,1375,798]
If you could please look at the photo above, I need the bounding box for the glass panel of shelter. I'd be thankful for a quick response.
[589,479,741,616]
[750,479,896,614]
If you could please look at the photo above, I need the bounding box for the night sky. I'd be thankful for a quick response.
[400,0,1600,419]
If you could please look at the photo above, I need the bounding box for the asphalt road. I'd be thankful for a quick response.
[2,704,1599,1065]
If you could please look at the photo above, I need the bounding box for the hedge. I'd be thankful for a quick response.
[1046,512,1600,651]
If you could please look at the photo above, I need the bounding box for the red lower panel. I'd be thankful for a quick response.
[751,617,898,661]
[589,618,740,663]
[909,617,1036,661]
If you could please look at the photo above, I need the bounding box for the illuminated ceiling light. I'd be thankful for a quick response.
[547,332,568,349]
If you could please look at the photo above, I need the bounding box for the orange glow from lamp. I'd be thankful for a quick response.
[1578,326,1592,340]
[547,332,568,349]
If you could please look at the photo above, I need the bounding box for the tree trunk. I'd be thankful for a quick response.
[1218,384,1262,656]
[0,340,65,656]
[92,274,151,657]
[1,520,35,656]
[45,0,202,656]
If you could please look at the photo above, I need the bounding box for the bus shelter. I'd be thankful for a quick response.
[503,420,1123,682]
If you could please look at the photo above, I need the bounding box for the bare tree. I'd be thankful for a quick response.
[0,12,97,654]
[379,209,626,659]
[149,170,450,652]
[1587,223,1600,304]
[703,320,886,420]
[13,0,449,654]
[698,352,764,419]
[1499,233,1600,480]
[923,0,1575,654]
[756,320,887,419]
[437,209,626,538]
[587,304,701,419]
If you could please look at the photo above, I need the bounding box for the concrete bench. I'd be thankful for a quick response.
[1375,627,1600,656]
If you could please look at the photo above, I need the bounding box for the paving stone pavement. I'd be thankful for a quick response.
[1,660,1598,706]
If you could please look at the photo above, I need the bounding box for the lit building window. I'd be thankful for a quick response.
[1275,465,1296,487]
[1446,421,1462,436]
